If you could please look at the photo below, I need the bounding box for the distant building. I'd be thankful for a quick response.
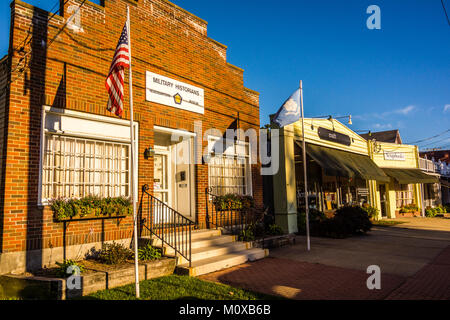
[419,150,450,165]
[360,130,403,144]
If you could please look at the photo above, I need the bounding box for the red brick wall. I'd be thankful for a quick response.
[0,0,262,256]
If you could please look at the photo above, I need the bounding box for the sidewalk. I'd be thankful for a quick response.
[199,257,405,300]
[200,246,450,300]
[385,245,450,300]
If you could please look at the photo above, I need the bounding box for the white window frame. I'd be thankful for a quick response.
[38,106,139,206]
[207,136,253,196]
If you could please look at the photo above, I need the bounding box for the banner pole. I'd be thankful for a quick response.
[300,80,311,251]
[127,5,140,298]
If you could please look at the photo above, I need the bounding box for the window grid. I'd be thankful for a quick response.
[208,138,251,196]
[42,134,130,200]
[396,184,414,208]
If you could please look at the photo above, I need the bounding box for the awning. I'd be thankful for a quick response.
[382,168,439,184]
[297,142,390,182]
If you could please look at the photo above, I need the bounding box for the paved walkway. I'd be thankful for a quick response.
[200,257,405,300]
[199,218,450,300]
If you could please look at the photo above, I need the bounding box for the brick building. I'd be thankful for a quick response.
[0,0,262,274]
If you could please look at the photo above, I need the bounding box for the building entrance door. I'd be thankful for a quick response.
[153,147,171,223]
[379,184,388,218]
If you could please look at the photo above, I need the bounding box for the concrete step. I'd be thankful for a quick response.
[174,241,249,265]
[148,229,222,247]
[175,247,269,277]
[163,235,237,255]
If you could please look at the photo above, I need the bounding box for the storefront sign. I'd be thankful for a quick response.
[384,151,405,161]
[318,127,351,146]
[146,71,204,114]
[357,188,369,196]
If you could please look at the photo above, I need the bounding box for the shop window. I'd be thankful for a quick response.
[207,137,252,196]
[42,134,130,200]
[39,107,138,204]
[396,184,414,208]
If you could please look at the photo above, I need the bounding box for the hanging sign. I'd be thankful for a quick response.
[146,71,204,114]
[318,127,351,146]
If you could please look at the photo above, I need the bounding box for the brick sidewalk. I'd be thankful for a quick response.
[386,245,450,300]
[199,257,405,300]
[199,245,450,300]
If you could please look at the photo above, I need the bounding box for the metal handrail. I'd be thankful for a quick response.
[141,184,193,267]
[205,188,263,238]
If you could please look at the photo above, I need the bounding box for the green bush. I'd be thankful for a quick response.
[267,224,284,236]
[97,242,133,265]
[362,204,379,220]
[238,225,255,241]
[399,203,419,213]
[55,259,84,278]
[212,194,255,211]
[50,196,132,220]
[138,244,162,261]
[297,209,327,235]
[331,206,372,236]
[445,203,450,213]
[425,208,437,217]
[298,206,372,238]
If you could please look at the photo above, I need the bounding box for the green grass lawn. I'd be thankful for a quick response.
[76,275,281,300]
[371,220,407,227]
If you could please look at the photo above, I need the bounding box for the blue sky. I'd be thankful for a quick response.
[1,0,449,150]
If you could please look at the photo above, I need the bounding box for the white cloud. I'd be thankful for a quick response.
[371,123,393,130]
[394,105,415,115]
[444,104,450,113]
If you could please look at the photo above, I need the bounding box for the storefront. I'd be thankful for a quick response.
[0,0,262,274]
[272,118,389,233]
[368,141,438,218]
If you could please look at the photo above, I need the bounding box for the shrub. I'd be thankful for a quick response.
[212,194,255,211]
[297,209,327,235]
[238,225,255,241]
[97,242,133,265]
[331,206,372,236]
[399,204,419,213]
[50,196,132,220]
[298,206,372,238]
[425,208,437,217]
[267,224,284,236]
[362,204,379,220]
[55,260,84,278]
[138,244,162,261]
[445,203,450,213]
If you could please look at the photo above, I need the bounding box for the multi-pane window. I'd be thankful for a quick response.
[396,184,414,208]
[42,134,130,200]
[207,138,252,196]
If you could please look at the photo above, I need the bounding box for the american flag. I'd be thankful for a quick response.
[105,21,130,118]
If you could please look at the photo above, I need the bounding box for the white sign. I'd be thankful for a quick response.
[146,71,204,114]
[384,151,405,161]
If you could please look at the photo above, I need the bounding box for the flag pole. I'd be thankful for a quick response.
[127,5,140,298]
[300,80,311,251]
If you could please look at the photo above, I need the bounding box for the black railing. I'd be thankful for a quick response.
[141,184,193,267]
[205,188,263,238]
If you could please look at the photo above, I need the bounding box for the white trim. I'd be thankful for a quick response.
[38,106,139,205]
[154,125,197,137]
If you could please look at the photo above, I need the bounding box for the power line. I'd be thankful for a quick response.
[1,0,86,100]
[442,0,450,26]
[418,136,450,147]
[405,129,450,144]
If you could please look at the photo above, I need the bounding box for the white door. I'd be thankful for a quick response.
[153,148,171,223]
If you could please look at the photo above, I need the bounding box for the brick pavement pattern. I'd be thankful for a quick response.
[199,257,406,300]
[386,245,450,300]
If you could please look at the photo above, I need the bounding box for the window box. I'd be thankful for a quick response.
[50,196,132,222]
